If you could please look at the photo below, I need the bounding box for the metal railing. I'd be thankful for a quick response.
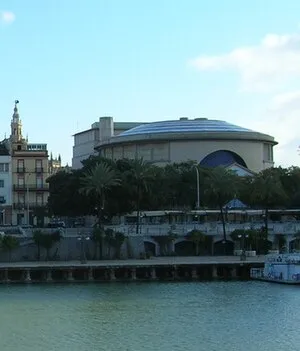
[104,221,300,236]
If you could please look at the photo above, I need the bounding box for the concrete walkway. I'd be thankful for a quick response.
[0,256,265,269]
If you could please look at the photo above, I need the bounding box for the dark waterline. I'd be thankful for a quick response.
[0,281,299,351]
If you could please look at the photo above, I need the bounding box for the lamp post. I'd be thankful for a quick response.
[194,165,200,209]
[77,232,90,264]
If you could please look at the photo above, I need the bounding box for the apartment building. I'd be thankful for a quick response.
[9,101,49,226]
[0,143,12,224]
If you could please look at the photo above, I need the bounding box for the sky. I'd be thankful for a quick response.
[0,0,299,167]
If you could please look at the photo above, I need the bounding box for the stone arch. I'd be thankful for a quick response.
[200,150,247,168]
[213,240,234,256]
[174,239,196,256]
[144,239,158,256]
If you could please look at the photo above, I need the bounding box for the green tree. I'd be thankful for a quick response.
[32,229,44,260]
[47,170,92,217]
[204,167,240,243]
[293,232,300,251]
[91,227,105,259]
[153,232,177,256]
[38,231,62,260]
[186,229,207,255]
[246,168,288,234]
[281,167,300,208]
[80,162,120,228]
[153,236,170,256]
[124,158,156,234]
[110,231,126,259]
[1,235,19,262]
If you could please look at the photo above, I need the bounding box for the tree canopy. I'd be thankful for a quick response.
[47,158,300,219]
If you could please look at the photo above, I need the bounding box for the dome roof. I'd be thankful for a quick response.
[119,118,254,137]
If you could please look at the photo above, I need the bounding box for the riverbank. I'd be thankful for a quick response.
[0,256,264,283]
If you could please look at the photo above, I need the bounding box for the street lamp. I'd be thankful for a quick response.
[77,232,90,264]
[194,165,200,209]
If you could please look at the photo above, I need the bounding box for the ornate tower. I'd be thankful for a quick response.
[10,100,23,143]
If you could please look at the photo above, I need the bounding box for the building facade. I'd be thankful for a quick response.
[0,144,12,224]
[9,101,49,226]
[94,117,277,173]
[72,117,143,169]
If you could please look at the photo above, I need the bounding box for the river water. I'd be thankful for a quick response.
[0,281,299,351]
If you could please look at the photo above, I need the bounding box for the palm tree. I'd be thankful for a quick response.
[38,231,62,260]
[204,167,240,243]
[80,162,120,228]
[186,229,207,256]
[1,235,19,262]
[125,158,156,234]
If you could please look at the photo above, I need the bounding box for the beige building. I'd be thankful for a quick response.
[72,118,144,169]
[94,117,277,173]
[9,101,49,226]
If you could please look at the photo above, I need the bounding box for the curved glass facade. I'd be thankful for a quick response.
[120,119,253,137]
[200,150,247,168]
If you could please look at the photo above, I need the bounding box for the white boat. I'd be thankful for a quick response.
[250,253,300,284]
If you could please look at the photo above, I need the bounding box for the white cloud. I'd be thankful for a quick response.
[0,11,15,25]
[190,33,300,92]
[246,91,300,167]
[269,90,300,112]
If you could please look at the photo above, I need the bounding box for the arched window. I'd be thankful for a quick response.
[200,150,247,168]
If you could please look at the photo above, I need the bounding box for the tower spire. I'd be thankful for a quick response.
[13,100,20,120]
[10,99,23,143]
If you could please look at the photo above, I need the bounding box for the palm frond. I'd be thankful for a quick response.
[79,162,121,196]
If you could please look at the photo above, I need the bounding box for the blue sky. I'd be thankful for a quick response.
[0,0,299,166]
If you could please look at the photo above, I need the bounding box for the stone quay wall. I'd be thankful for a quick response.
[0,256,264,284]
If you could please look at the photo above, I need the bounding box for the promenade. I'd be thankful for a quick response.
[0,255,265,268]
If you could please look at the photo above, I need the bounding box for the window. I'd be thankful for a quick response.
[36,193,43,205]
[17,159,25,171]
[0,163,9,172]
[18,175,24,187]
[0,196,5,204]
[35,159,43,172]
[36,175,43,188]
[0,180,4,188]
[263,144,273,162]
[18,193,25,204]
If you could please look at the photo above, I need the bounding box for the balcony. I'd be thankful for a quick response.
[13,184,49,191]
[13,202,46,210]
[16,167,26,173]
[35,167,44,173]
